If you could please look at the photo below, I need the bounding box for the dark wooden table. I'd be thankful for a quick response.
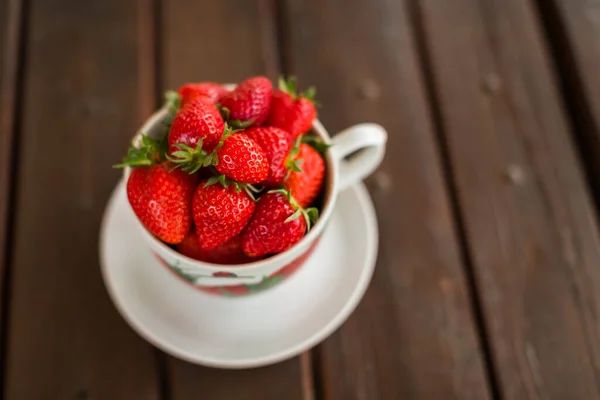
[3,0,600,398]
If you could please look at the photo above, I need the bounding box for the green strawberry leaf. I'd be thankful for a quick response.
[302,86,316,100]
[301,135,331,155]
[278,75,297,97]
[306,207,319,225]
[113,147,153,168]
[268,188,292,202]
[284,135,304,174]
[289,147,299,159]
[246,184,263,193]
[114,134,165,168]
[217,105,231,120]
[279,76,317,104]
[162,113,174,131]
[157,131,170,157]
[229,119,254,129]
[285,208,303,223]
[203,174,233,188]
[204,176,220,187]
[202,154,214,167]
[287,158,303,173]
[166,139,217,174]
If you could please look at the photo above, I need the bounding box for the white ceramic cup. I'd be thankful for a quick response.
[124,97,386,295]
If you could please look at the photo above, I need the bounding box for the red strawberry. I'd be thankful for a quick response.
[193,180,255,250]
[244,126,293,186]
[285,143,325,207]
[215,133,269,184]
[177,231,253,264]
[242,191,317,257]
[168,97,224,155]
[178,82,229,106]
[127,162,198,244]
[219,76,272,127]
[266,77,316,138]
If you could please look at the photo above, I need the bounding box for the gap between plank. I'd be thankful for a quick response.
[273,1,321,399]
[0,0,28,395]
[155,350,171,400]
[138,0,171,398]
[531,0,600,221]
[406,1,502,398]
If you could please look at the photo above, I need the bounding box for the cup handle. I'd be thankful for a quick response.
[329,123,387,191]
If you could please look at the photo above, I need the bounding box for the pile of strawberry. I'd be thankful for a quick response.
[116,76,327,264]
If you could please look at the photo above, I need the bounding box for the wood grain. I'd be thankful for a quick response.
[283,0,492,398]
[3,0,161,398]
[161,1,306,399]
[417,0,600,398]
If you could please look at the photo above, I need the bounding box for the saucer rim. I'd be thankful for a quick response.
[99,180,378,369]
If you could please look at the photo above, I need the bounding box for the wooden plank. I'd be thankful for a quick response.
[162,0,280,88]
[161,1,307,399]
[3,0,161,398]
[283,1,492,398]
[536,0,600,195]
[168,357,311,400]
[0,0,22,351]
[417,0,600,398]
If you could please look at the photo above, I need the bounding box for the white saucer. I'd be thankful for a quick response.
[100,180,378,368]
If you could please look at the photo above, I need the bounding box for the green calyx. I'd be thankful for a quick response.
[217,105,255,129]
[229,118,254,129]
[113,134,168,168]
[278,76,316,104]
[166,124,242,174]
[114,90,185,170]
[167,139,218,174]
[205,174,262,201]
[268,188,319,231]
[220,124,241,143]
[285,136,304,174]
[165,90,181,115]
[161,91,181,132]
[301,134,332,155]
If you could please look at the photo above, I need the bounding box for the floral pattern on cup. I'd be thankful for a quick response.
[154,238,321,296]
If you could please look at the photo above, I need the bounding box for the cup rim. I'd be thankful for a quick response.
[127,107,339,272]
